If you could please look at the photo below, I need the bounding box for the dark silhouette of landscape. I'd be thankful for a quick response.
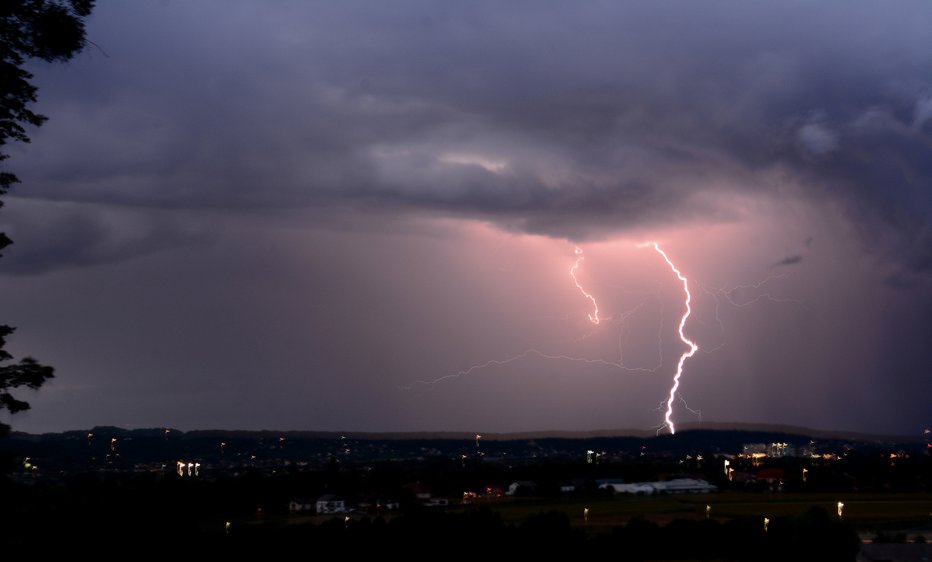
[3,424,930,557]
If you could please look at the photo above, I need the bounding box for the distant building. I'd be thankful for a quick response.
[403,482,451,506]
[289,498,315,513]
[768,442,795,457]
[483,485,504,498]
[383,499,401,510]
[506,481,537,496]
[560,479,587,493]
[600,478,717,495]
[653,478,717,494]
[358,497,400,512]
[316,494,346,514]
[755,468,785,485]
[741,442,797,458]
[600,482,655,495]
[742,443,768,456]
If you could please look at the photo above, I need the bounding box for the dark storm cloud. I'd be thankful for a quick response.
[771,255,802,268]
[9,0,932,275]
[0,199,205,274]
[775,104,932,275]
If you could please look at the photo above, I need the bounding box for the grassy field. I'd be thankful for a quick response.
[447,492,932,531]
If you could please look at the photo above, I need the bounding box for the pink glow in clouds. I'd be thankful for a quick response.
[3,209,925,435]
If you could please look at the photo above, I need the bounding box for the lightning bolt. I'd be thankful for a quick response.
[570,246,600,325]
[403,240,803,434]
[403,248,664,391]
[651,395,703,435]
[646,243,699,435]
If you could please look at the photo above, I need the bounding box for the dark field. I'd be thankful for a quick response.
[443,492,932,530]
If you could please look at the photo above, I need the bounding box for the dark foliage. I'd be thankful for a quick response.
[0,1,94,435]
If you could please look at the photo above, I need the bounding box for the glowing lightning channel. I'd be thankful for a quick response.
[648,243,699,435]
[570,246,600,325]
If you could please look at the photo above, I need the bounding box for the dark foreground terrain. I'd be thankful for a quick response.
[1,427,929,559]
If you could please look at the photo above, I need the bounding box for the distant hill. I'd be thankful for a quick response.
[10,421,923,443]
[2,422,925,474]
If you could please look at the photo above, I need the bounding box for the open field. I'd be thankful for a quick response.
[445,493,932,531]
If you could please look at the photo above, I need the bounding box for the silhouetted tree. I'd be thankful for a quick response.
[0,0,94,435]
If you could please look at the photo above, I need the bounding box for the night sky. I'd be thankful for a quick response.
[1,1,930,435]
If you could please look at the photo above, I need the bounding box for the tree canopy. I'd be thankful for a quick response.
[0,0,95,434]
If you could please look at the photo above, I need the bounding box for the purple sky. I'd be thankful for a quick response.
[1,1,930,434]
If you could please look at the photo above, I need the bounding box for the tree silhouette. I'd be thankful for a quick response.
[0,0,95,435]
